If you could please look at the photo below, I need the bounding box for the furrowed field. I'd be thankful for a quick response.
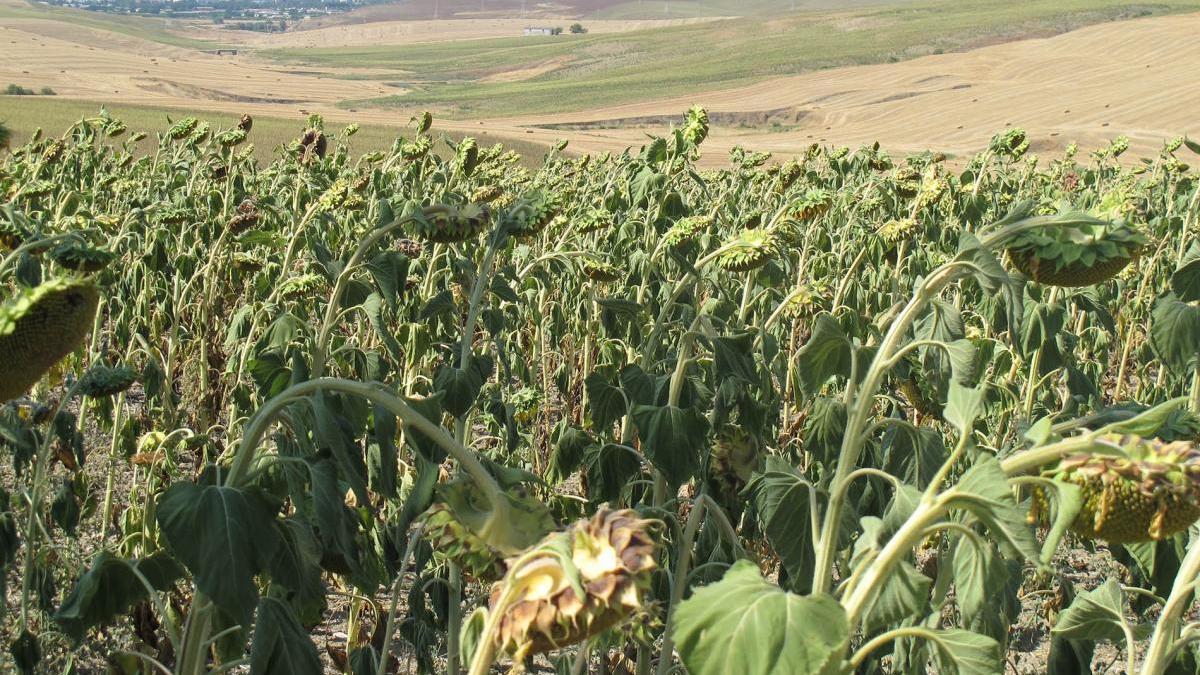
[4,107,1200,675]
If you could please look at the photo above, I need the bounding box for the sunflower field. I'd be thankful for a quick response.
[3,106,1200,674]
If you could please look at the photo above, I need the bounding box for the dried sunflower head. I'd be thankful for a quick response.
[227,199,260,235]
[662,215,710,250]
[489,507,661,659]
[1033,435,1200,543]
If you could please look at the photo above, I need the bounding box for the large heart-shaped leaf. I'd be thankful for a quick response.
[156,483,281,623]
[1172,241,1200,303]
[1150,293,1200,376]
[949,455,1039,561]
[1052,578,1148,643]
[250,597,323,675]
[54,551,183,642]
[746,457,815,591]
[584,443,643,503]
[585,371,627,429]
[793,315,852,397]
[926,628,1004,675]
[673,560,848,675]
[631,404,709,487]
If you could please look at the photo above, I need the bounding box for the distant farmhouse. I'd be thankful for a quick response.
[523,26,557,36]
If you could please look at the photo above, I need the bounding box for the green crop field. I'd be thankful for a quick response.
[258,0,1200,118]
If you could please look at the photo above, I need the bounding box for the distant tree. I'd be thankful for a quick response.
[569,22,587,33]
[3,84,35,95]
[39,87,56,96]
[551,26,563,35]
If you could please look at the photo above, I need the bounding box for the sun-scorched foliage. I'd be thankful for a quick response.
[3,107,1200,674]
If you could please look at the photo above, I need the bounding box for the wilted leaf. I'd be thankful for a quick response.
[673,560,848,675]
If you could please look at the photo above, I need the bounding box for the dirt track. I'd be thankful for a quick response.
[1,6,1198,164]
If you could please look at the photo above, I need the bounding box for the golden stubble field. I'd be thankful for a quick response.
[1,0,1198,164]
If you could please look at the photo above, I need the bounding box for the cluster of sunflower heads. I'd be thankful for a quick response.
[410,204,491,244]
[488,507,662,659]
[1004,206,1146,287]
[1032,435,1200,544]
[0,278,99,402]
[422,478,555,581]
[714,227,778,272]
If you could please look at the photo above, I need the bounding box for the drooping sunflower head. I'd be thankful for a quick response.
[662,215,711,251]
[0,278,100,402]
[490,507,662,658]
[411,204,491,244]
[714,228,778,273]
[877,217,919,244]
[1004,207,1146,287]
[502,191,562,239]
[581,257,622,283]
[1036,435,1200,544]
[791,188,833,221]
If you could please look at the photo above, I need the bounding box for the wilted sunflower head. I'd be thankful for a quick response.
[1004,206,1145,287]
[791,188,833,221]
[714,228,778,273]
[502,191,562,239]
[489,506,662,658]
[581,257,622,283]
[662,215,710,250]
[877,217,919,244]
[1034,435,1200,544]
[411,204,491,244]
[0,278,100,402]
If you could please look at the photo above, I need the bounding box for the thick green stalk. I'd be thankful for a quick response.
[811,262,964,594]
[1141,535,1200,675]
[655,496,708,675]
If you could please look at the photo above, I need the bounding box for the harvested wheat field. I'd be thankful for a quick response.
[494,11,1200,160]
[1,2,1198,164]
[223,17,726,48]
